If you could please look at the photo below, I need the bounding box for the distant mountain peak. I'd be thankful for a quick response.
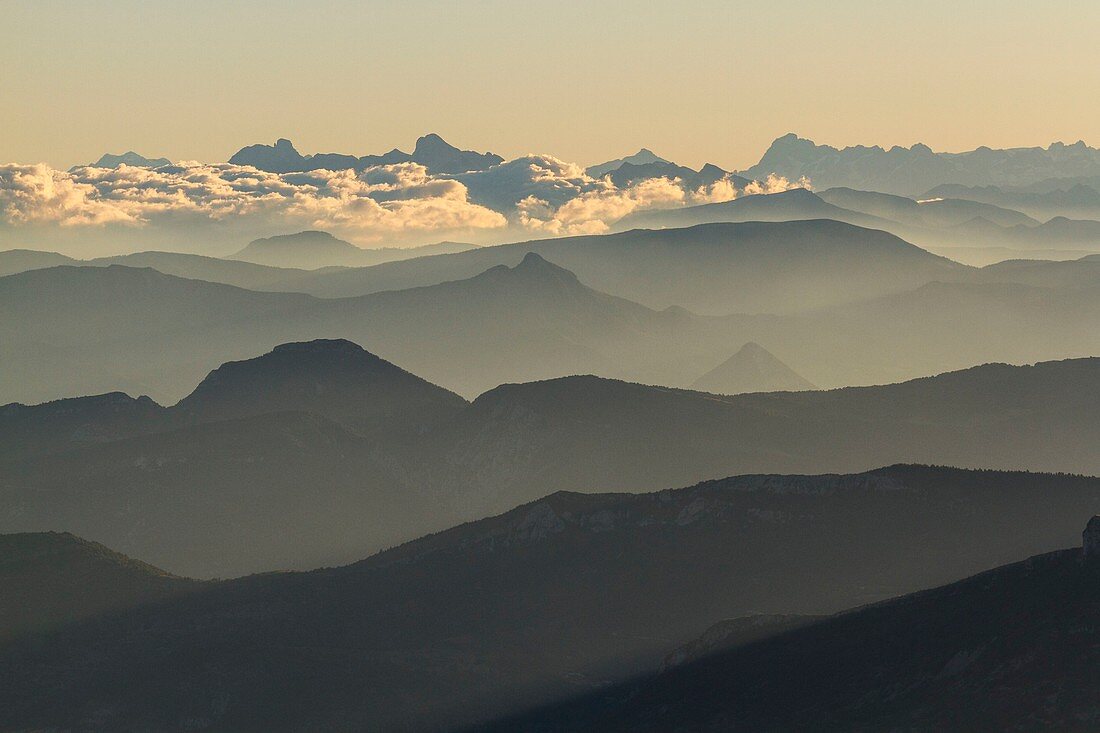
[78,151,172,170]
[691,342,815,395]
[587,148,673,178]
[174,339,466,434]
[270,338,364,355]
[414,132,453,151]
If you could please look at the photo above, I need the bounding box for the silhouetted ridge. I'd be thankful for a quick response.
[0,392,164,461]
[0,531,198,640]
[490,548,1100,732]
[4,467,1100,731]
[174,338,467,435]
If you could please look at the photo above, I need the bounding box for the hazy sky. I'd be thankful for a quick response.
[3,0,1099,170]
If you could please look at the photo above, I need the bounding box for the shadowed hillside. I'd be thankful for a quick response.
[0,466,1098,731]
[486,548,1100,732]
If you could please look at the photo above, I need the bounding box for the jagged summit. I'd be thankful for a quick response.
[227,134,501,175]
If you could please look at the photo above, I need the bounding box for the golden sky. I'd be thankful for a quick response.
[3,0,1099,170]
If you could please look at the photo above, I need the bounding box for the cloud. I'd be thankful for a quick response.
[0,157,811,245]
[0,161,506,239]
[742,173,812,196]
[515,172,810,235]
[0,164,137,226]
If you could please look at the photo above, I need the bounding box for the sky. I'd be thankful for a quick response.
[3,0,1100,171]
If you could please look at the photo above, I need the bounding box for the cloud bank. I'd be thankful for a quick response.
[0,157,810,246]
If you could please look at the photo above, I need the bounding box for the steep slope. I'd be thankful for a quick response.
[1,466,1098,731]
[172,339,467,435]
[0,531,200,640]
[690,342,815,394]
[275,217,970,314]
[494,548,1100,733]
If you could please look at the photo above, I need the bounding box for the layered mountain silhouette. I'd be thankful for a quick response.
[433,357,1100,514]
[691,342,814,394]
[926,181,1100,220]
[227,133,503,174]
[6,346,1100,576]
[7,241,1100,406]
[817,186,1038,228]
[491,547,1100,732]
[740,133,1100,195]
[1,466,1098,731]
[230,230,476,269]
[0,339,470,574]
[272,216,968,314]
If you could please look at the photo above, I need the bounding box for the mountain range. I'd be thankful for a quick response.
[227,133,504,174]
[1,466,1098,731]
[5,338,1100,576]
[7,220,1100,405]
[740,133,1100,195]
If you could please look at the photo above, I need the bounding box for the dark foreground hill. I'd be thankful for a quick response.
[0,340,468,576]
[0,532,200,641]
[487,548,1100,733]
[1,466,1099,732]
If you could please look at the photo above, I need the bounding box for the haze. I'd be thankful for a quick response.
[3,0,1099,170]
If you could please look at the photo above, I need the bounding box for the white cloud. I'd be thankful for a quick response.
[0,157,811,244]
[0,161,506,238]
